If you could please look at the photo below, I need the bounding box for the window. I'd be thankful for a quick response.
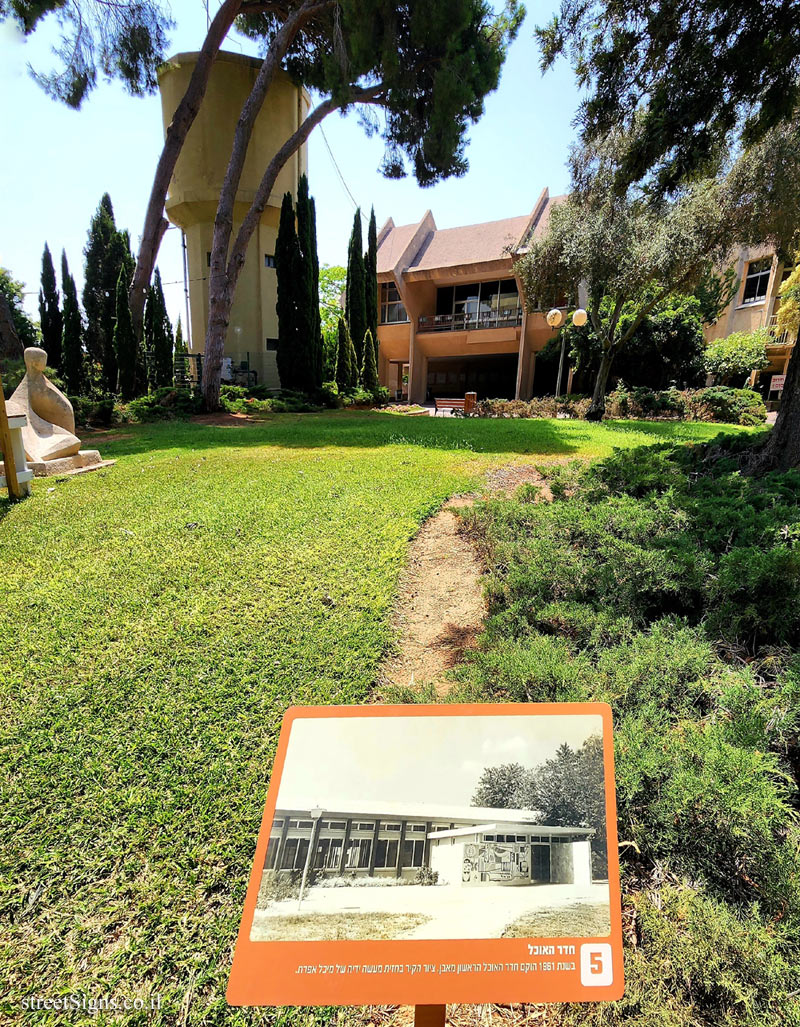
[353,822,376,832]
[265,837,280,869]
[264,253,276,268]
[265,338,279,351]
[280,837,309,870]
[380,282,408,323]
[375,838,399,868]
[742,258,772,304]
[434,281,520,323]
[314,837,343,869]
[380,822,401,832]
[345,837,372,869]
[408,823,426,834]
[291,819,313,829]
[401,838,425,867]
[321,820,347,831]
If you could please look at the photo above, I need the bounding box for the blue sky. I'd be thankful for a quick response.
[1,1,581,331]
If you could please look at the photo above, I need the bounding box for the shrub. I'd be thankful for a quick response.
[690,385,767,425]
[70,394,116,428]
[703,328,770,383]
[123,387,202,422]
[414,866,439,886]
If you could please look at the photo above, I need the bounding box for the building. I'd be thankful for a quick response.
[376,190,568,404]
[265,800,595,887]
[157,52,310,389]
[705,243,795,396]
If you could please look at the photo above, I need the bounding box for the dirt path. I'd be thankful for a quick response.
[379,465,551,696]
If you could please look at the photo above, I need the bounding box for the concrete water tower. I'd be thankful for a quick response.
[158,52,310,387]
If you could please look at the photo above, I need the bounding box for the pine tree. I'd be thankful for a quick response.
[60,251,83,394]
[38,242,62,368]
[275,191,302,390]
[114,266,137,401]
[346,210,367,367]
[144,268,173,389]
[361,328,379,392]
[83,193,123,390]
[365,207,379,362]
[335,316,351,393]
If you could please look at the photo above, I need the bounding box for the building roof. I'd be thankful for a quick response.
[277,798,550,826]
[375,192,568,277]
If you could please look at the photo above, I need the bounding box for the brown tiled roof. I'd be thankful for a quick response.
[407,215,530,271]
[376,221,425,274]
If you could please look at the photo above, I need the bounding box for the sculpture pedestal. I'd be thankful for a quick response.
[26,450,116,477]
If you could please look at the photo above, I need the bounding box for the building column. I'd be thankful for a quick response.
[368,820,380,876]
[273,815,290,871]
[337,818,352,874]
[408,337,428,405]
[396,821,407,879]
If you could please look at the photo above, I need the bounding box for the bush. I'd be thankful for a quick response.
[70,394,116,428]
[414,866,439,886]
[690,385,767,426]
[123,387,202,422]
[704,328,770,383]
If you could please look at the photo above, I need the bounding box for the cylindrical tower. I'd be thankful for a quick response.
[158,52,310,387]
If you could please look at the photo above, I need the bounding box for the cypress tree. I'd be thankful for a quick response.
[83,193,123,390]
[296,175,322,390]
[275,191,302,390]
[144,268,173,389]
[361,328,379,392]
[60,251,83,394]
[346,210,367,367]
[335,316,351,393]
[174,315,186,354]
[114,266,137,401]
[38,242,62,368]
[345,321,359,390]
[365,207,379,362]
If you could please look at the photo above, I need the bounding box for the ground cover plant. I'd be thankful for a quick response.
[452,434,800,1025]
[0,411,746,1026]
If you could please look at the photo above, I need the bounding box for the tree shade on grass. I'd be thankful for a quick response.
[0,414,744,1025]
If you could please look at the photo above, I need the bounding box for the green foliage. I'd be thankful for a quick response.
[361,328,379,392]
[83,194,133,392]
[777,250,800,339]
[319,264,347,337]
[565,293,706,390]
[693,263,740,327]
[143,267,173,389]
[346,210,367,367]
[704,329,770,383]
[0,266,39,352]
[113,265,136,401]
[70,394,116,427]
[123,386,201,421]
[3,0,173,107]
[37,242,61,367]
[365,207,378,353]
[59,250,83,394]
[238,0,523,188]
[456,435,800,1023]
[335,315,358,393]
[173,314,185,354]
[693,386,766,426]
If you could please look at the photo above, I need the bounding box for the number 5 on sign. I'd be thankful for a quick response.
[580,944,614,987]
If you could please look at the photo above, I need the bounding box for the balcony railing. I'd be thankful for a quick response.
[767,313,792,347]
[417,308,523,332]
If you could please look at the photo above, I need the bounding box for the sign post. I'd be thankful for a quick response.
[228,703,624,1015]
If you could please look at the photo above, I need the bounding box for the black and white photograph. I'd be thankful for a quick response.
[250,712,612,942]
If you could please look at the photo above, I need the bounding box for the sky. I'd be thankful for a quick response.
[276,713,602,809]
[0,1,582,333]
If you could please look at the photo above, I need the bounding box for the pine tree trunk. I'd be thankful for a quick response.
[747,347,800,471]
[586,347,615,420]
[128,0,242,341]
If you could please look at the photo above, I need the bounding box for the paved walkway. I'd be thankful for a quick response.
[254,882,609,940]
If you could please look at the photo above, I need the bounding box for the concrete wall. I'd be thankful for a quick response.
[158,52,309,378]
[550,840,593,885]
[430,837,469,885]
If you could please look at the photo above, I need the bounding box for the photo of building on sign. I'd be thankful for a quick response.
[250,712,612,942]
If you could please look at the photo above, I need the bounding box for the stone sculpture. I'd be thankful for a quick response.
[7,347,110,476]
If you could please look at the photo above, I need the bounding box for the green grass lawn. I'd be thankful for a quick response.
[0,411,753,1025]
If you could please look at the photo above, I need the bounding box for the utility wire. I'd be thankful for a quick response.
[319,123,369,224]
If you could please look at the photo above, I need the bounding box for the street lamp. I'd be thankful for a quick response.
[297,807,323,912]
[552,308,588,397]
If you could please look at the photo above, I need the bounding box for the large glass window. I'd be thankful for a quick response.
[375,838,399,868]
[314,837,343,870]
[453,283,480,319]
[434,281,520,325]
[280,837,309,870]
[401,838,425,867]
[380,282,408,323]
[742,258,772,304]
[345,837,372,869]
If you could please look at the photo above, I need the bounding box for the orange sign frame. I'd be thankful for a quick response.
[227,702,624,1006]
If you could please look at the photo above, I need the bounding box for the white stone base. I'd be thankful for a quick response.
[8,450,115,478]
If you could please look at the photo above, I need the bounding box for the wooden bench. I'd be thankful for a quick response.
[433,393,476,416]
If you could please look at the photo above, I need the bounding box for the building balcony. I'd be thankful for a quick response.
[417,308,523,332]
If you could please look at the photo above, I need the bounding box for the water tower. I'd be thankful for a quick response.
[158,52,310,387]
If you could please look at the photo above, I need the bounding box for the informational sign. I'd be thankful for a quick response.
[227,703,624,1006]
[770,374,786,392]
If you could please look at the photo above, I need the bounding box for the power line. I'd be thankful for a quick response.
[319,123,369,224]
